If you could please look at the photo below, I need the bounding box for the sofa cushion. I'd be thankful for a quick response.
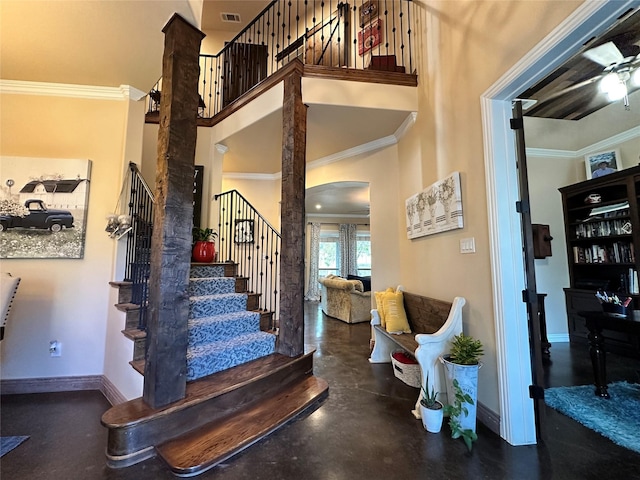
[347,275,371,292]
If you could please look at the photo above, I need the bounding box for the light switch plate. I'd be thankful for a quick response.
[460,237,476,254]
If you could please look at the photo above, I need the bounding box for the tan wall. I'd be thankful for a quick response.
[0,93,134,387]
[397,0,583,414]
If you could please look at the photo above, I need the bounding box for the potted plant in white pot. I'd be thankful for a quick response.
[440,333,483,434]
[419,374,443,433]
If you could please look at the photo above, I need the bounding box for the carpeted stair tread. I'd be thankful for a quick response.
[188,277,236,297]
[188,311,261,345]
[189,293,248,319]
[156,375,329,477]
[187,331,276,381]
[190,264,227,278]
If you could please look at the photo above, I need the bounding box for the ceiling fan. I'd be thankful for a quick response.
[529,37,640,112]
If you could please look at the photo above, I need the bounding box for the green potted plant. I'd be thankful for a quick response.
[419,373,443,433]
[440,333,484,434]
[192,227,218,263]
[443,378,478,451]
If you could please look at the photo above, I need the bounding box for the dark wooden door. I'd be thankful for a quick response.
[222,42,269,108]
[512,100,546,439]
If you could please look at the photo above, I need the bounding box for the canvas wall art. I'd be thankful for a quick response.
[0,157,92,259]
[406,172,463,239]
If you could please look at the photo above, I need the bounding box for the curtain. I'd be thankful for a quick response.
[339,223,358,278]
[304,222,321,301]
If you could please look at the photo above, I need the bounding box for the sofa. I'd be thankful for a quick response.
[318,275,372,324]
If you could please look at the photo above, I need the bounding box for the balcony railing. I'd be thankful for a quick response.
[147,0,414,118]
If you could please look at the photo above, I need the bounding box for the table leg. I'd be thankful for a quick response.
[587,324,609,398]
[538,294,551,357]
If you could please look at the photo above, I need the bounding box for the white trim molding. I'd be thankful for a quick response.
[223,112,417,181]
[527,125,640,159]
[0,80,145,101]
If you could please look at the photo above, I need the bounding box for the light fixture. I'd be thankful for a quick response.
[315,204,322,210]
[599,68,636,109]
[632,67,640,87]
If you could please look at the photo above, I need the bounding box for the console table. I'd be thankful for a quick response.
[578,311,640,398]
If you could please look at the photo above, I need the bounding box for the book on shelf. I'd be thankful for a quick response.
[588,201,629,217]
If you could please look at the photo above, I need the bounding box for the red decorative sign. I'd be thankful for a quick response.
[358,19,383,56]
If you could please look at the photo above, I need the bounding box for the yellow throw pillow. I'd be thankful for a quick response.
[383,291,411,334]
[374,287,394,328]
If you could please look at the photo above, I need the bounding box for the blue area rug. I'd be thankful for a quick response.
[0,436,29,457]
[545,381,640,453]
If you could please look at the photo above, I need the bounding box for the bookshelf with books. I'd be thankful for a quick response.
[559,165,640,356]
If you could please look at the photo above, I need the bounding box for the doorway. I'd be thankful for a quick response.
[482,1,637,446]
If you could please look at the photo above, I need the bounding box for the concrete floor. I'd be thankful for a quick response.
[2,302,640,479]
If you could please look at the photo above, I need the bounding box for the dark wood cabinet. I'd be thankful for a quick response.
[559,165,640,357]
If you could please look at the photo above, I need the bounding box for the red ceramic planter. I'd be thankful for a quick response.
[192,241,216,263]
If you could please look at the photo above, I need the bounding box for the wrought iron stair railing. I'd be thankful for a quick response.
[214,190,281,324]
[122,162,155,330]
[147,0,415,119]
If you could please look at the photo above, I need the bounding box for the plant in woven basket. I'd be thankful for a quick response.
[448,333,484,365]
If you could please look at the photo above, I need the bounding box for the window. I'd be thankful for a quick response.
[319,235,339,277]
[356,233,371,276]
[317,227,371,277]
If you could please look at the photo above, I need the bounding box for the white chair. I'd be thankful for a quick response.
[1,272,21,341]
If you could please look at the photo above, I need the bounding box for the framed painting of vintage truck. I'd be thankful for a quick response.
[0,157,92,259]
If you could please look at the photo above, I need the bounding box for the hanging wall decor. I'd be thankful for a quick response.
[358,19,383,56]
[0,157,92,259]
[405,171,463,239]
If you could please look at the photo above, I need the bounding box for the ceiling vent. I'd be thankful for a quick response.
[221,12,241,23]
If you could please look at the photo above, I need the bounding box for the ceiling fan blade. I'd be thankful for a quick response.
[583,41,625,67]
[526,74,605,110]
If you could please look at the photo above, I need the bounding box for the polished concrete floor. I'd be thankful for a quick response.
[2,302,640,479]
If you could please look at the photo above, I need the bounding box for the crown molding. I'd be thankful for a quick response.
[0,80,142,101]
[526,125,640,159]
[222,172,281,181]
[394,112,418,140]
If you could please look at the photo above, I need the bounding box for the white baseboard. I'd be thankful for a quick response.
[0,375,127,406]
[477,401,500,436]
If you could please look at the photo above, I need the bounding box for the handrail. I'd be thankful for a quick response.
[214,190,281,325]
[147,0,415,118]
[123,162,154,330]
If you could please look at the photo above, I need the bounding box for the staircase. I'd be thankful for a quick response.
[103,262,328,475]
[186,263,275,380]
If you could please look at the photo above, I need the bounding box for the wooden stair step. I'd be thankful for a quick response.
[115,302,140,313]
[103,352,318,468]
[129,359,145,375]
[121,328,146,341]
[157,375,329,476]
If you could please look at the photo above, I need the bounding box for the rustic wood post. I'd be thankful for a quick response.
[143,14,205,409]
[277,61,307,357]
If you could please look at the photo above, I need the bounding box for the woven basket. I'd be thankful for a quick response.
[390,351,421,388]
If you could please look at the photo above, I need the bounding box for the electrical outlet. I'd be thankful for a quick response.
[49,340,62,357]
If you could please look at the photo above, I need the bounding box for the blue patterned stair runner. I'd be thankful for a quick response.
[186,266,275,381]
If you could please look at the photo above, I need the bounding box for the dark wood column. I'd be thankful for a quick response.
[143,14,205,409]
[277,61,307,357]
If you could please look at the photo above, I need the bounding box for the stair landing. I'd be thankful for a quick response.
[102,352,328,472]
